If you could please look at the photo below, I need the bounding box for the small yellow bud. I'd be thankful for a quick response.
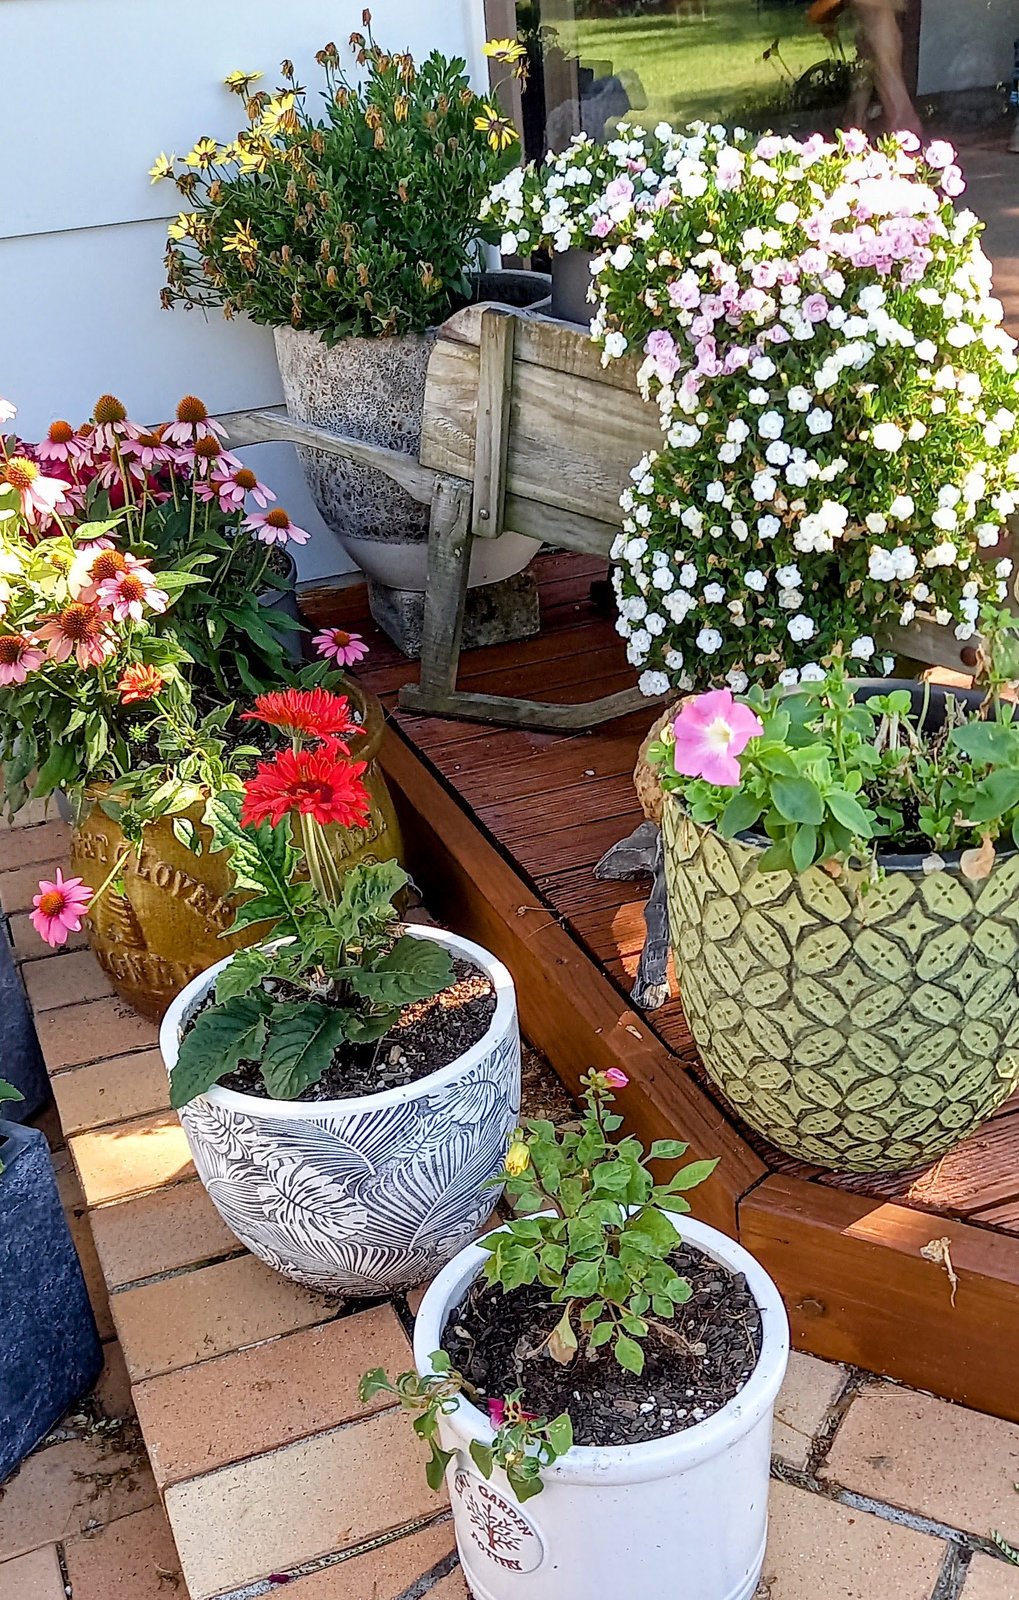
[505,1142,530,1177]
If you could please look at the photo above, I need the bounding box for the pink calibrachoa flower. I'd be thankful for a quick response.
[245,507,310,546]
[1,456,70,524]
[313,627,369,667]
[604,1068,629,1090]
[671,690,763,787]
[96,568,169,622]
[30,869,92,949]
[36,603,117,668]
[645,328,680,383]
[0,633,45,685]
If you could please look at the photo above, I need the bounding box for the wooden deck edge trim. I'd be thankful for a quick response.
[379,722,767,1237]
[739,1171,1019,1423]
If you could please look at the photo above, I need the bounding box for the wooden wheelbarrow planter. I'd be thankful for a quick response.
[221,299,990,730]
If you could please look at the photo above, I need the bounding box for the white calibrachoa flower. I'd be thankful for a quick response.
[485,124,1019,692]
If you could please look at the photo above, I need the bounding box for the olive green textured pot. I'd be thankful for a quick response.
[662,802,1019,1173]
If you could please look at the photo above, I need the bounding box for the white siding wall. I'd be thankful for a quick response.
[1,0,488,580]
[917,0,1019,98]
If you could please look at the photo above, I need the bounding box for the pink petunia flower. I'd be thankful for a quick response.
[96,568,169,622]
[590,214,613,239]
[604,1068,629,1089]
[245,508,310,546]
[671,690,763,787]
[313,627,369,667]
[30,869,92,948]
[0,633,45,686]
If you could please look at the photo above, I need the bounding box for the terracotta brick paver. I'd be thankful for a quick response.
[70,1110,193,1207]
[52,1153,115,1341]
[22,947,115,1011]
[133,1306,413,1487]
[112,1252,337,1382]
[165,1411,447,1600]
[0,1544,66,1600]
[279,1521,457,1599]
[0,820,70,869]
[772,1351,846,1471]
[760,1479,945,1598]
[963,1554,1019,1597]
[88,1178,239,1289]
[0,862,66,913]
[63,1502,184,1600]
[0,1435,157,1562]
[35,997,159,1072]
[822,1385,1019,1543]
[8,908,88,960]
[50,1049,170,1136]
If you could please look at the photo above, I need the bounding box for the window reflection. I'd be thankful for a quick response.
[516,0,1019,326]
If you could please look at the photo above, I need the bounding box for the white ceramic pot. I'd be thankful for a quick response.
[159,926,521,1296]
[414,1215,789,1600]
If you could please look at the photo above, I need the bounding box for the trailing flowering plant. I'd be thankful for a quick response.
[168,688,453,1107]
[648,625,1019,877]
[157,19,524,342]
[485,122,1019,696]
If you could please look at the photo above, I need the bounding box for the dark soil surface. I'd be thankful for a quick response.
[442,1242,762,1448]
[210,954,496,1102]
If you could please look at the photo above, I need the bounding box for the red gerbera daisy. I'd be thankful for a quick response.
[240,688,362,749]
[240,746,371,830]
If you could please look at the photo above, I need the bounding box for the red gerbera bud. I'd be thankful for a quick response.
[240,688,362,749]
[240,746,371,830]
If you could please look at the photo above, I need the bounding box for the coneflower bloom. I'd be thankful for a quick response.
[68,541,128,602]
[117,663,166,703]
[1,456,70,524]
[0,633,45,686]
[244,507,310,546]
[162,394,228,445]
[30,869,92,948]
[240,688,362,747]
[177,434,242,479]
[91,394,140,451]
[96,568,169,623]
[240,746,370,830]
[312,627,369,667]
[197,464,274,511]
[122,427,175,468]
[36,603,117,668]
[36,420,88,465]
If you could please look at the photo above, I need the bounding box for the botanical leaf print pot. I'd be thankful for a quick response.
[663,804,1019,1173]
[159,926,521,1295]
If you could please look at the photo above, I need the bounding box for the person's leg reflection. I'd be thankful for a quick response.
[853,0,922,136]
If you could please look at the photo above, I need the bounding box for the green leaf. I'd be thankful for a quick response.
[215,947,271,1004]
[588,1321,614,1349]
[563,1259,600,1296]
[626,1205,680,1252]
[826,789,873,837]
[341,935,453,1007]
[614,1334,645,1375]
[172,816,202,855]
[791,824,818,874]
[771,775,824,825]
[648,1138,689,1161]
[169,996,268,1109]
[667,1157,719,1191]
[508,1467,544,1502]
[260,1002,348,1100]
[719,790,763,839]
[470,1440,495,1478]
[0,1078,24,1105]
[951,722,1018,766]
[425,1441,454,1493]
[546,1413,574,1456]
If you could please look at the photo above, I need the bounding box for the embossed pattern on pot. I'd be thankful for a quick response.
[662,804,1019,1172]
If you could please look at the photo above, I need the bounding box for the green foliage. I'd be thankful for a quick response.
[357,1355,572,1504]
[649,637,1019,874]
[168,812,454,1105]
[482,1071,716,1376]
[159,33,520,341]
[0,1079,23,1176]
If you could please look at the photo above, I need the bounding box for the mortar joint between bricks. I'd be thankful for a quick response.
[208,1509,455,1600]
[804,1366,873,1478]
[931,1545,971,1600]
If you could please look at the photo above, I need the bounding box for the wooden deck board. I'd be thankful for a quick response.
[309,552,1019,1416]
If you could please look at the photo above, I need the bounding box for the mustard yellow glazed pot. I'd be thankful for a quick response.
[69,683,402,1022]
[662,802,1019,1173]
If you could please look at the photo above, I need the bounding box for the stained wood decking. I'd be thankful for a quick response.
[304,551,1019,1419]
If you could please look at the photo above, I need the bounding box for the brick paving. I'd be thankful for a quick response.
[4,814,1019,1598]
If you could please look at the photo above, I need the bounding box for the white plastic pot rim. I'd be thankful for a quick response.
[158,924,516,1120]
[414,1211,790,1488]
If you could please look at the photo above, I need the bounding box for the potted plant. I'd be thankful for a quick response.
[156,22,546,603]
[360,1069,789,1599]
[485,124,1019,697]
[159,688,521,1295]
[644,635,1019,1173]
[0,1081,104,1482]
[0,393,401,1018]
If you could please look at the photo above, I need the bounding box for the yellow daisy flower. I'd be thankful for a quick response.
[222,220,259,256]
[223,69,264,96]
[167,212,199,241]
[148,152,176,184]
[474,105,518,152]
[482,38,526,64]
[184,137,221,170]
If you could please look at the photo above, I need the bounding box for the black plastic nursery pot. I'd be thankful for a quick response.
[0,927,49,1122]
[551,248,596,325]
[0,1120,103,1482]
